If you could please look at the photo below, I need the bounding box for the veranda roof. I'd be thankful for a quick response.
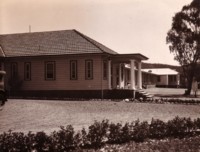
[142,68,179,75]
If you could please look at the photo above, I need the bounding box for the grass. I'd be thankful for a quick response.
[146,87,200,98]
[0,98,200,134]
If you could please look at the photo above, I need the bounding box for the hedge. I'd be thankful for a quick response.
[134,97,200,105]
[1,116,200,151]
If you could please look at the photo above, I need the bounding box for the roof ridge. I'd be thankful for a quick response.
[73,30,118,55]
[0,29,75,36]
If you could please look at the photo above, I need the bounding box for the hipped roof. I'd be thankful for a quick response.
[0,29,117,57]
[0,29,148,61]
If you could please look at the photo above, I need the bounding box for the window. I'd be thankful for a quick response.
[70,60,77,80]
[45,61,55,80]
[85,60,93,80]
[169,75,177,82]
[11,62,18,78]
[24,62,31,81]
[157,76,161,82]
[103,61,107,80]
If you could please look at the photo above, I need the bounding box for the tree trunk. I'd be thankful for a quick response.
[185,77,193,95]
[184,64,196,95]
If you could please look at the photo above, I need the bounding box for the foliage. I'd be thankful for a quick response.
[95,136,200,152]
[86,120,109,148]
[166,0,200,94]
[132,120,149,142]
[1,117,200,151]
[149,118,167,139]
[50,125,78,151]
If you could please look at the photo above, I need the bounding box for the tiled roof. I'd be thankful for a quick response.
[0,30,117,57]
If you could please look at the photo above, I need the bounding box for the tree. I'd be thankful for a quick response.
[166,0,200,95]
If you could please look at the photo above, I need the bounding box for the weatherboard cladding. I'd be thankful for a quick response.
[0,30,117,57]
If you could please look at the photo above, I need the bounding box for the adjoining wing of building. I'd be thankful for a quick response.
[0,29,178,99]
[142,68,180,88]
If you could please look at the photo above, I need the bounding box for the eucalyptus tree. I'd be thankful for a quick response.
[166,0,200,95]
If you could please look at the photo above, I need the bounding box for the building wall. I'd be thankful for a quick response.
[4,54,109,91]
[156,75,168,86]
[142,73,179,87]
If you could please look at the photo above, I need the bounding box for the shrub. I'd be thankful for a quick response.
[132,120,149,142]
[120,123,132,143]
[108,123,122,144]
[1,117,200,151]
[86,120,109,148]
[166,116,194,138]
[149,118,167,139]
[50,125,78,151]
[33,131,51,152]
[0,131,35,152]
[194,118,200,130]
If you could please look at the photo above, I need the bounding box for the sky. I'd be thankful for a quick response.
[0,0,192,65]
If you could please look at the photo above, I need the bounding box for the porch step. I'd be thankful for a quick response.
[136,89,154,99]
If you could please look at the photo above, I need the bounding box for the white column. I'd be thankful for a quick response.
[108,60,112,90]
[166,75,169,86]
[137,61,142,89]
[130,60,136,90]
[177,74,180,87]
[119,64,122,88]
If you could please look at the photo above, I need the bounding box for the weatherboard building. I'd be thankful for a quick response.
[0,30,149,99]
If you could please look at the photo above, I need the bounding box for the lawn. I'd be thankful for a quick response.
[146,87,200,98]
[0,99,200,134]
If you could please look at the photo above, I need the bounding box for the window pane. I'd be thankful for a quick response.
[103,61,107,79]
[24,62,31,80]
[70,60,77,80]
[45,62,55,80]
[85,60,93,80]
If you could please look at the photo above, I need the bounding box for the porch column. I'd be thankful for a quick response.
[166,75,169,86]
[137,61,142,89]
[130,60,136,90]
[108,60,112,90]
[119,63,122,88]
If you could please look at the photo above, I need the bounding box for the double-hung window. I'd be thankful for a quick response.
[85,60,93,80]
[45,61,55,80]
[24,62,31,81]
[70,60,77,80]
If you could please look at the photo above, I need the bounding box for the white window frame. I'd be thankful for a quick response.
[24,62,31,81]
[45,61,55,80]
[85,60,93,80]
[70,60,77,80]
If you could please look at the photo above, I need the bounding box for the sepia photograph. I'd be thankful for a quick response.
[0,0,200,151]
